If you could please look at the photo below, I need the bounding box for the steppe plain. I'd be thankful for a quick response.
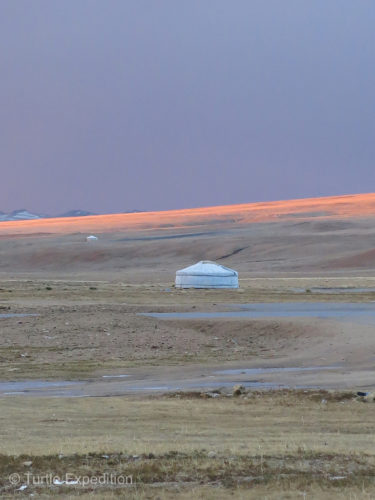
[2,193,375,498]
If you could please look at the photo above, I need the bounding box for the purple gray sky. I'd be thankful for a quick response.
[0,0,374,215]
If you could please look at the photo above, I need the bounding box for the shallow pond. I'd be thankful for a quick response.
[0,365,341,397]
[214,366,338,376]
[0,380,80,395]
[142,302,375,324]
[0,313,38,319]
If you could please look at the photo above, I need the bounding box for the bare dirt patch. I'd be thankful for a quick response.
[0,279,375,383]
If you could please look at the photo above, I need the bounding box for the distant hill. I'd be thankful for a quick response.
[0,209,95,222]
[0,193,375,236]
[58,210,97,218]
[0,209,43,221]
[0,208,142,222]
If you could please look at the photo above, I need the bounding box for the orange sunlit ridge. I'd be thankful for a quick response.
[1,193,375,236]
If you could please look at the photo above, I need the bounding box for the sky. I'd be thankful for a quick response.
[0,0,374,215]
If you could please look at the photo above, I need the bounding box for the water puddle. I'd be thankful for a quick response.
[124,381,290,391]
[142,302,375,324]
[0,380,80,394]
[214,365,339,376]
[0,364,342,397]
[0,313,38,319]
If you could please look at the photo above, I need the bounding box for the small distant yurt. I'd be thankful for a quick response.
[175,261,238,289]
[86,235,98,242]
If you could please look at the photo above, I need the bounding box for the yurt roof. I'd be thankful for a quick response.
[176,261,237,277]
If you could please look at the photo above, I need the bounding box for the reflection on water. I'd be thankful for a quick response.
[0,364,342,397]
[214,366,338,376]
[0,313,38,319]
[124,381,290,391]
[142,302,375,323]
[0,380,79,394]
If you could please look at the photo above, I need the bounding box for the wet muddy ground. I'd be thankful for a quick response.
[0,364,341,397]
[2,280,375,396]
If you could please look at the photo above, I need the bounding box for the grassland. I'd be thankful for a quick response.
[2,278,375,497]
[1,390,375,498]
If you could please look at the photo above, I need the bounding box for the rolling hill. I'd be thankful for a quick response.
[1,193,375,277]
[0,193,374,237]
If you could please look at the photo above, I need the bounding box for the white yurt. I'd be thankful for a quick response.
[86,235,98,242]
[175,261,238,289]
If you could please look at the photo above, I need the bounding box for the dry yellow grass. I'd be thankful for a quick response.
[2,277,375,497]
[4,277,375,305]
[70,485,375,500]
[0,391,374,456]
[1,391,375,497]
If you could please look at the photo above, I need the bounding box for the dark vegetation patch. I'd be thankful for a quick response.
[165,389,357,403]
[1,451,374,496]
[217,246,247,260]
